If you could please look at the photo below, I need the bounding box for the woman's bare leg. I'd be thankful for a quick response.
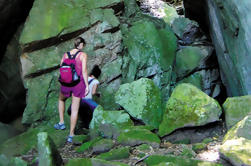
[69,95,81,136]
[58,92,67,124]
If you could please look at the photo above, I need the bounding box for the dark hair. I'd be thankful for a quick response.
[74,37,86,48]
[90,65,101,78]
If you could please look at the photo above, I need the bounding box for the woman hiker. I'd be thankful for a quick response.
[54,37,89,143]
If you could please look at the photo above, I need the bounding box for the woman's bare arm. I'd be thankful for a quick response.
[92,84,98,95]
[81,52,89,96]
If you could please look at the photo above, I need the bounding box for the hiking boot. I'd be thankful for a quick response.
[54,123,66,130]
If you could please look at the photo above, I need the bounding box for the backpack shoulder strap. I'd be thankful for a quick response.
[66,52,71,59]
[88,78,95,85]
[72,51,80,59]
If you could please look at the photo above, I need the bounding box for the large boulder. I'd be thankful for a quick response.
[223,95,251,129]
[220,115,251,166]
[37,132,62,166]
[89,106,134,138]
[121,19,177,101]
[159,83,222,137]
[206,0,251,96]
[115,78,163,129]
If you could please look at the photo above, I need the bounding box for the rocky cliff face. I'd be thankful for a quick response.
[184,0,251,96]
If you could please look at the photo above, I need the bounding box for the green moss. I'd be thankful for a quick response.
[175,46,212,78]
[117,128,160,147]
[0,128,39,157]
[92,158,129,166]
[66,158,92,166]
[220,137,251,166]
[96,147,130,160]
[136,144,151,151]
[202,138,213,144]
[192,143,207,152]
[158,83,222,137]
[223,95,251,129]
[89,106,133,137]
[171,17,199,38]
[223,115,251,142]
[0,125,69,158]
[76,137,102,153]
[73,135,89,143]
[115,78,163,129]
[177,72,203,90]
[37,132,62,166]
[162,4,179,25]
[20,0,121,44]
[92,138,115,154]
[144,155,222,166]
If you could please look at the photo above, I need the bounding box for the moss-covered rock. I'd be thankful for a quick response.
[175,46,213,78]
[223,95,251,129]
[73,135,89,144]
[75,137,102,153]
[66,158,92,166]
[223,115,251,142]
[67,158,129,166]
[220,137,251,166]
[121,20,177,101]
[91,158,129,166]
[178,144,196,158]
[95,146,130,160]
[192,143,207,152]
[117,128,160,148]
[144,155,222,166]
[20,0,121,44]
[0,154,28,166]
[0,127,68,157]
[171,17,199,39]
[162,3,179,25]
[89,106,133,138]
[135,144,151,151]
[37,132,62,166]
[158,83,222,137]
[154,162,178,166]
[0,122,21,145]
[92,138,115,154]
[115,78,163,129]
[220,115,251,166]
[177,72,203,90]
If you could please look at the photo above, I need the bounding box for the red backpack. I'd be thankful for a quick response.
[58,51,80,87]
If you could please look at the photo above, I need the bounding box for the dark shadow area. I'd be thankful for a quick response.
[162,121,226,144]
[183,0,210,36]
[0,0,34,63]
